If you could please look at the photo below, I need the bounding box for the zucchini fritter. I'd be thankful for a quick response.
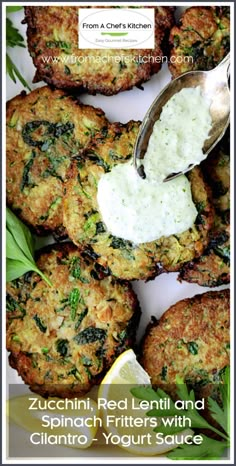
[24,6,174,95]
[169,6,230,78]
[141,289,230,390]
[179,132,230,287]
[63,122,214,281]
[6,86,108,235]
[6,243,140,398]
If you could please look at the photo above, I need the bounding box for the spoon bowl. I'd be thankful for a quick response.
[134,53,230,181]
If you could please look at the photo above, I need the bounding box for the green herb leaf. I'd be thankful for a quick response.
[6,258,32,282]
[167,434,229,460]
[6,229,31,263]
[7,208,34,261]
[6,18,25,48]
[131,367,230,459]
[56,339,69,357]
[131,386,160,402]
[6,53,31,91]
[20,150,37,191]
[207,367,230,435]
[75,308,88,330]
[6,208,52,286]
[6,294,26,318]
[6,16,31,91]
[74,327,106,345]
[69,288,80,321]
[33,314,47,333]
[6,6,23,13]
[187,341,198,355]
[154,424,186,435]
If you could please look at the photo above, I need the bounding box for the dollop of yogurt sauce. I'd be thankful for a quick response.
[97,87,212,244]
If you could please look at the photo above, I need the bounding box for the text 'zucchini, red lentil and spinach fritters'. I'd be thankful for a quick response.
[24,6,175,95]
[63,121,214,281]
[6,86,108,236]
[6,243,140,398]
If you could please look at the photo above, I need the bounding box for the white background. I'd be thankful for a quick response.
[4,3,231,462]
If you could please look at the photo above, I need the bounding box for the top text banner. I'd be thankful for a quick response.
[78,8,155,49]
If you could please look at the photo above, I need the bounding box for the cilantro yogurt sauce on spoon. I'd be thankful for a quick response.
[97,87,212,244]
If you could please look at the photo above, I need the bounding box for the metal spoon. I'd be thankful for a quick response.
[133,53,230,181]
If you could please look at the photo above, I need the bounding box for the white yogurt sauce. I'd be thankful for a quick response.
[97,87,212,245]
[97,161,197,244]
[143,86,212,182]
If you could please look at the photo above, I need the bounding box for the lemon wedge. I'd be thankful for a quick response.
[7,394,99,449]
[98,349,193,456]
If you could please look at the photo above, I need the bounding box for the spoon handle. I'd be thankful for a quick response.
[210,52,230,79]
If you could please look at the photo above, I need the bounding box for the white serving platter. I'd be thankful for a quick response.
[5,4,230,463]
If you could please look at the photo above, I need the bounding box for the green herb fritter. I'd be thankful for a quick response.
[24,6,174,95]
[169,6,230,78]
[63,121,214,281]
[141,289,230,391]
[6,243,140,398]
[179,131,230,287]
[6,86,108,236]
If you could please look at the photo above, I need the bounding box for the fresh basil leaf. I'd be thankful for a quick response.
[6,208,34,261]
[6,209,52,286]
[6,229,31,263]
[6,258,32,282]
[28,264,52,287]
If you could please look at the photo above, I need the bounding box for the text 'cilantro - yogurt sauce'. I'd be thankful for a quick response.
[97,87,212,244]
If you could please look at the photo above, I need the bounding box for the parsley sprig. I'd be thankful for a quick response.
[6,8,31,91]
[131,367,230,460]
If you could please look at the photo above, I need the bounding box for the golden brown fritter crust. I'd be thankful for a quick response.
[141,289,230,390]
[169,6,230,78]
[63,121,214,281]
[6,86,108,235]
[6,243,140,398]
[24,6,175,95]
[179,132,230,287]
